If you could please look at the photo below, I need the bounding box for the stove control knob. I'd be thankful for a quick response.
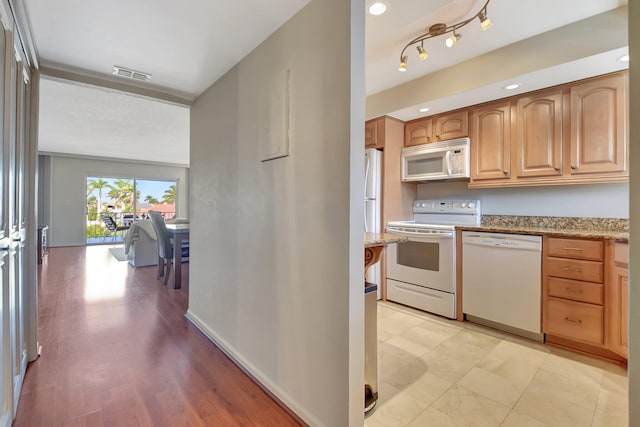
[460,202,467,208]
[468,202,476,209]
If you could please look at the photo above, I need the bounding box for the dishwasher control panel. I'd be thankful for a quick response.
[463,232,541,251]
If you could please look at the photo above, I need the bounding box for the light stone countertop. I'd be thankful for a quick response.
[457,215,629,242]
[456,225,628,241]
[365,232,408,247]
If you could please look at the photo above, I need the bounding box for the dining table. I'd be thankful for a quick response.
[165,222,190,289]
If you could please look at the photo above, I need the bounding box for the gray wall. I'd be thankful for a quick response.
[416,182,629,219]
[43,154,189,246]
[187,0,364,425]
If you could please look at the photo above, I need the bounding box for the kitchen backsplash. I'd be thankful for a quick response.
[416,181,629,219]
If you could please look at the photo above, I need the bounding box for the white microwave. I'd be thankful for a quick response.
[401,137,470,182]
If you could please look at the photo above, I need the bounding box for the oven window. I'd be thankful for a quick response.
[397,241,440,271]
[407,156,443,176]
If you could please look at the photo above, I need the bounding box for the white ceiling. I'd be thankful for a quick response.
[24,0,312,100]
[23,0,629,165]
[38,78,190,166]
[24,0,312,166]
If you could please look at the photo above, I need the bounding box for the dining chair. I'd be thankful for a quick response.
[102,215,129,241]
[148,211,174,286]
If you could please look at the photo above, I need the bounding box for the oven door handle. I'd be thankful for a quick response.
[388,229,454,239]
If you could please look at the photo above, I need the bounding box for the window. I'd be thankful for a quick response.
[86,177,177,244]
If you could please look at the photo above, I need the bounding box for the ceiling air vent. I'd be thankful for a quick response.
[112,66,152,82]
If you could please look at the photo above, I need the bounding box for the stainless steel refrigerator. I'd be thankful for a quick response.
[364,148,382,299]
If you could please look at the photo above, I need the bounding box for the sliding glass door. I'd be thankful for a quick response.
[86,177,177,244]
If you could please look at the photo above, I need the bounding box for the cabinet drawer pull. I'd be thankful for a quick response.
[565,288,583,294]
[563,267,583,273]
[571,165,578,170]
[563,247,583,251]
[564,317,582,324]
[503,170,509,175]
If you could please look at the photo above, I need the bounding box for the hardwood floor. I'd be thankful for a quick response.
[14,246,302,427]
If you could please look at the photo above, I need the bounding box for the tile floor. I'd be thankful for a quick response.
[365,301,628,427]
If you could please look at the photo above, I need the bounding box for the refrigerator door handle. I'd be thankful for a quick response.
[364,154,371,198]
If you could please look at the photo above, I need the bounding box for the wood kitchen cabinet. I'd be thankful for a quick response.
[404,110,468,147]
[434,110,468,141]
[569,72,628,176]
[514,88,563,178]
[469,100,511,182]
[405,117,433,146]
[543,237,605,347]
[365,117,385,149]
[543,236,626,362]
[607,241,629,358]
[469,91,563,184]
[468,71,629,188]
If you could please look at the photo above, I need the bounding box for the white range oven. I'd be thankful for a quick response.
[386,199,481,319]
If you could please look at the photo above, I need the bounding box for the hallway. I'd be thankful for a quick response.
[14,246,301,426]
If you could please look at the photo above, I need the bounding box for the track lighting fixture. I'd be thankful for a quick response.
[398,0,493,71]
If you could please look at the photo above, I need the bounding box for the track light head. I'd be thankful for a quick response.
[478,9,493,31]
[417,45,428,61]
[445,32,461,48]
[399,56,408,72]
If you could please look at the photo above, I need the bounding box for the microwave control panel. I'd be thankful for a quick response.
[450,149,466,174]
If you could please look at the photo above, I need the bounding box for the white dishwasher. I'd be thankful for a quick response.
[462,231,543,341]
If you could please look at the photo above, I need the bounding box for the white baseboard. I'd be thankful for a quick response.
[185,310,321,427]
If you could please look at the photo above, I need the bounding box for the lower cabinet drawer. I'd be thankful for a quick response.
[547,277,604,305]
[545,257,603,283]
[546,238,603,261]
[545,297,604,345]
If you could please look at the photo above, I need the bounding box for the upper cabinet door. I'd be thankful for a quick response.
[433,110,468,141]
[470,100,511,181]
[365,119,378,148]
[515,89,563,178]
[570,73,627,175]
[404,118,432,146]
[365,117,385,149]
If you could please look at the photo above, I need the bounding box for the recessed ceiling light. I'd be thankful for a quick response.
[418,107,429,113]
[368,2,389,16]
[504,83,520,90]
[618,54,629,62]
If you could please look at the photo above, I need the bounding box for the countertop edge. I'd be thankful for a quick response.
[365,232,408,247]
[456,225,629,242]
